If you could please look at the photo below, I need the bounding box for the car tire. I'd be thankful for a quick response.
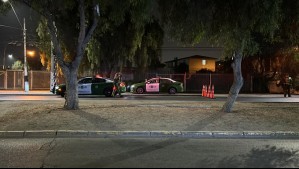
[168,87,177,94]
[136,87,145,94]
[61,93,65,97]
[104,88,112,97]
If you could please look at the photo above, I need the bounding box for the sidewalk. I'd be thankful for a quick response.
[0,91,299,139]
[0,90,53,95]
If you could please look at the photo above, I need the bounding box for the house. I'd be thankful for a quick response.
[165,55,218,73]
[161,37,223,73]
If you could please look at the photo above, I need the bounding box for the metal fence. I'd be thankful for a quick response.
[147,73,252,93]
[0,70,253,93]
[0,70,64,90]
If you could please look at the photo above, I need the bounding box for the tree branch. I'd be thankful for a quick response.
[44,5,67,70]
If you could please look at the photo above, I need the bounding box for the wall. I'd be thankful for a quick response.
[188,58,216,73]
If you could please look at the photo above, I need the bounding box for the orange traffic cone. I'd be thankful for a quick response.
[210,85,215,99]
[207,85,210,98]
[204,85,207,97]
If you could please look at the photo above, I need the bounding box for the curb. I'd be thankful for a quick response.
[0,93,54,96]
[1,130,299,139]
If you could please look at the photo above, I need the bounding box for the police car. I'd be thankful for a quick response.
[55,77,126,97]
[130,77,184,94]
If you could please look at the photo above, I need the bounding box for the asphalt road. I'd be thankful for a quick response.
[0,138,299,168]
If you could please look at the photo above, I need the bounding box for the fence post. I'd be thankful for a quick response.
[184,72,187,92]
[4,70,7,89]
[209,73,212,87]
[30,70,33,90]
[250,75,253,93]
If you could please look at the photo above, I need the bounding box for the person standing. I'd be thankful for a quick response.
[112,72,122,97]
[280,73,292,97]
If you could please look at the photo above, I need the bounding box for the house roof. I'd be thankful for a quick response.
[164,55,218,63]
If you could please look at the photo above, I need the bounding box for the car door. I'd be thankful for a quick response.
[159,78,172,92]
[91,78,109,95]
[145,78,160,92]
[78,78,92,95]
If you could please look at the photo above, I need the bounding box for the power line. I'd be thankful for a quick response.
[0,24,22,30]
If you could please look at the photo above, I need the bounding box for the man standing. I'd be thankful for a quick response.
[280,73,292,97]
[112,72,122,97]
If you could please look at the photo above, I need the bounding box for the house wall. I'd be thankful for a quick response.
[188,58,216,73]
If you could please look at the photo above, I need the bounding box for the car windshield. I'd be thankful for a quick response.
[105,78,113,82]
[78,77,111,84]
[163,78,176,83]
[147,79,159,83]
[78,78,92,84]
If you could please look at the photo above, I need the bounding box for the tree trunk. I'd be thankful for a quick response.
[221,52,244,113]
[64,69,79,109]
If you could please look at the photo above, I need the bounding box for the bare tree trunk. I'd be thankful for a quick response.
[64,69,79,109]
[43,0,99,110]
[221,51,244,113]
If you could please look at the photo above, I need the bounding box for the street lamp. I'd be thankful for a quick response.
[3,42,14,69]
[2,0,29,92]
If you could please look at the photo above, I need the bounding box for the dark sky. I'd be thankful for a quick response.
[0,1,40,66]
[0,2,222,67]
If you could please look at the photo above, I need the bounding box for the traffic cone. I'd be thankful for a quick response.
[204,85,207,97]
[202,85,204,97]
[210,85,215,99]
[207,85,210,98]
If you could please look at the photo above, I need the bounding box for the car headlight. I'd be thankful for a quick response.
[55,86,59,89]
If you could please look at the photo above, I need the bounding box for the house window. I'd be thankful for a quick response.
[202,59,206,65]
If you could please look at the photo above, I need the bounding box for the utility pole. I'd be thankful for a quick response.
[24,18,29,92]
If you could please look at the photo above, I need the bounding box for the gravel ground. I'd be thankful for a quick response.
[0,100,299,132]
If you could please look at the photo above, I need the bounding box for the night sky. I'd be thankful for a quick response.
[0,1,40,67]
[0,2,221,68]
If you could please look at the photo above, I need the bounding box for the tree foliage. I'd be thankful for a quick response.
[159,0,282,57]
[11,60,23,70]
[86,0,164,79]
[158,0,284,112]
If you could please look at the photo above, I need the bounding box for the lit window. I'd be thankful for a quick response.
[202,60,206,65]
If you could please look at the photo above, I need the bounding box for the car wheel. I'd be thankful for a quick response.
[104,88,112,97]
[136,87,144,94]
[168,87,177,94]
[61,93,65,97]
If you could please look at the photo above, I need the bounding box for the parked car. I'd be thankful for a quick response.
[55,77,126,97]
[130,77,184,94]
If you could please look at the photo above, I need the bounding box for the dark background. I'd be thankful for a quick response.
[0,1,41,69]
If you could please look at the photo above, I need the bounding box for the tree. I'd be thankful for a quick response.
[158,0,283,112]
[11,60,23,70]
[25,0,100,109]
[85,0,163,80]
[236,0,299,93]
